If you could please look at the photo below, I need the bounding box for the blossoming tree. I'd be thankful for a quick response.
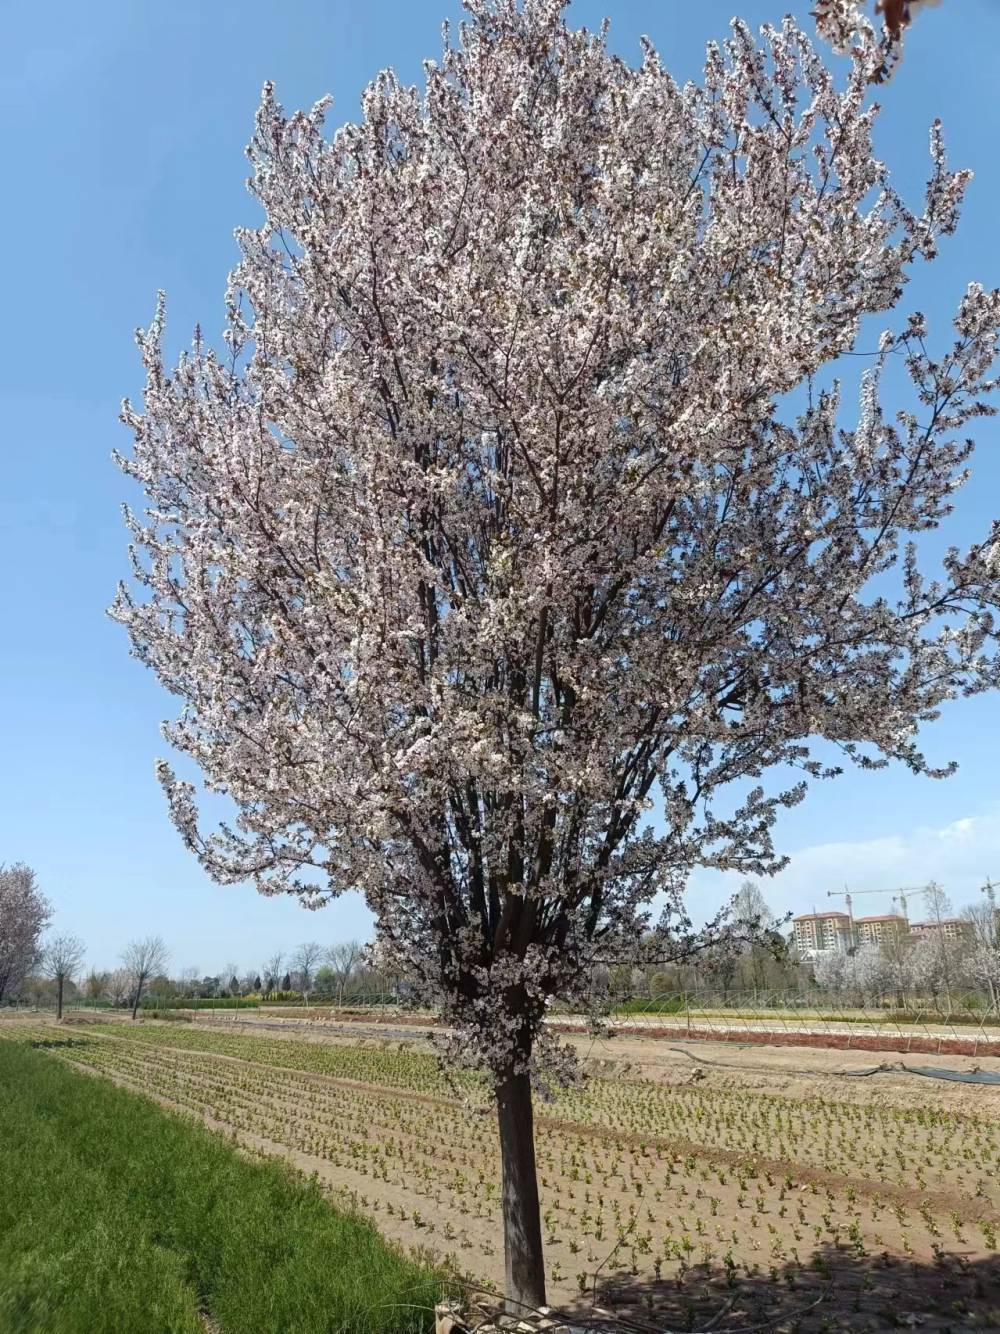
[0,863,51,1005]
[114,0,1000,1308]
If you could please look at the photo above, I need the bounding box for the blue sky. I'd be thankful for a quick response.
[3,0,999,975]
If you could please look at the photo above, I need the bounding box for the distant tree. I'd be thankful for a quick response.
[847,941,887,1004]
[122,936,168,1020]
[327,940,364,1008]
[42,934,86,1021]
[0,863,51,1004]
[731,881,782,993]
[290,943,323,1003]
[83,969,109,1002]
[908,931,963,1007]
[263,951,284,997]
[281,972,291,993]
[703,938,742,1001]
[877,928,915,1003]
[152,972,176,995]
[961,901,998,951]
[920,881,957,1003]
[104,966,133,1008]
[922,881,953,923]
[179,965,200,997]
[968,941,1000,1011]
[812,950,850,994]
[313,964,335,992]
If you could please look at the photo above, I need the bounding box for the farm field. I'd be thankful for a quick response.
[0,1033,445,1334]
[3,1016,1000,1330]
[199,999,1000,1059]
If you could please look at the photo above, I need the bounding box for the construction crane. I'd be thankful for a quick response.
[826,885,934,939]
[889,886,939,925]
[982,878,999,945]
[825,886,898,936]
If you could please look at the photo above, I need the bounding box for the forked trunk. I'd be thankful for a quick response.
[496,1066,546,1313]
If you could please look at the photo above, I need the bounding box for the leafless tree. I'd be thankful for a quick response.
[263,951,284,997]
[179,965,200,997]
[42,934,86,1021]
[122,935,168,1020]
[0,863,51,1003]
[923,881,956,1005]
[326,940,364,1008]
[289,942,323,1002]
[732,880,783,995]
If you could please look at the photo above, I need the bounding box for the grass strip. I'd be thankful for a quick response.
[0,1040,443,1333]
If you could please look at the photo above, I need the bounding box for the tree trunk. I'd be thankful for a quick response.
[131,978,143,1021]
[496,1067,546,1314]
[56,975,64,1022]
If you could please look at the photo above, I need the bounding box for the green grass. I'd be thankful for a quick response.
[0,1039,444,1333]
[140,997,261,1010]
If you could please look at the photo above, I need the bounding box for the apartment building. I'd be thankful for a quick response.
[792,911,853,954]
[855,914,908,947]
[909,918,972,942]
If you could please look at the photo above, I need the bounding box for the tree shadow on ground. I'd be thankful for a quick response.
[540,1245,1000,1331]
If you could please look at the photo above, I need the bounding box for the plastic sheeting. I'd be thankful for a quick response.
[901,1064,1000,1085]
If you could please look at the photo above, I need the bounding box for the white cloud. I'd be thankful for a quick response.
[689,807,1000,923]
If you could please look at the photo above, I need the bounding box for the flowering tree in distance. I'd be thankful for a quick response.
[114,0,1000,1308]
[0,864,51,1005]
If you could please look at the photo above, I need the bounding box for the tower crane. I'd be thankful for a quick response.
[888,886,938,925]
[982,878,998,945]
[825,886,898,938]
[826,886,932,944]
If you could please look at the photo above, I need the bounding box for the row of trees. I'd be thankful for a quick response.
[9,932,168,1021]
[0,862,172,1020]
[5,913,373,1015]
[102,939,370,1006]
[811,897,1000,1010]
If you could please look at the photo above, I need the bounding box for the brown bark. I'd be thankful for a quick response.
[496,1066,546,1313]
